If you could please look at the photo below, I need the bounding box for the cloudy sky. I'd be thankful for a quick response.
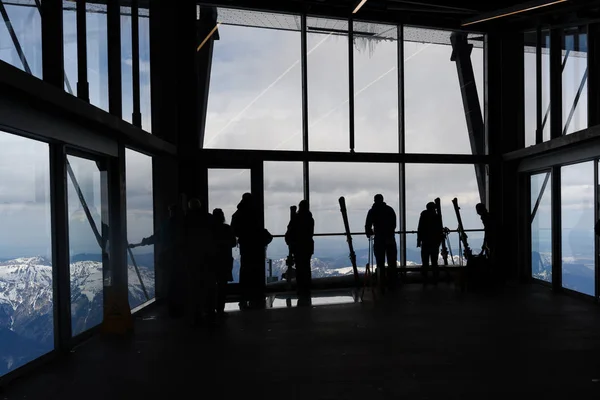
[0,4,593,265]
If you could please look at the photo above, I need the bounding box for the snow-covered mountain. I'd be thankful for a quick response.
[0,256,155,377]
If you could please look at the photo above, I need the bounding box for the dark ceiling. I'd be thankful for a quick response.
[200,0,600,32]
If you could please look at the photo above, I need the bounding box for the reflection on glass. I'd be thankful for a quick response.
[87,3,108,111]
[205,9,302,150]
[264,162,303,236]
[309,162,399,234]
[139,9,151,132]
[562,27,588,135]
[524,31,536,147]
[64,1,78,95]
[561,162,594,296]
[0,3,42,78]
[530,172,552,282]
[307,17,349,152]
[0,133,52,377]
[208,168,251,283]
[121,6,133,124]
[404,27,483,154]
[67,155,106,336]
[353,22,398,153]
[125,149,155,309]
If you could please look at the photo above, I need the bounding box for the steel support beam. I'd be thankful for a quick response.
[41,0,64,88]
[551,164,562,291]
[530,171,550,223]
[348,17,355,153]
[0,0,31,74]
[398,24,406,267]
[50,144,72,351]
[76,0,89,102]
[450,32,486,205]
[197,6,217,148]
[107,0,122,118]
[301,13,309,204]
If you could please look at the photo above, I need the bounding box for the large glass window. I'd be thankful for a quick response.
[0,1,42,78]
[541,30,551,142]
[561,162,594,296]
[310,162,399,275]
[87,3,108,112]
[530,172,552,282]
[524,31,536,148]
[139,8,151,132]
[0,133,51,377]
[125,149,155,309]
[204,9,302,150]
[405,164,485,263]
[121,6,133,124]
[307,17,349,152]
[404,27,483,154]
[353,22,398,153]
[562,26,588,136]
[67,155,108,336]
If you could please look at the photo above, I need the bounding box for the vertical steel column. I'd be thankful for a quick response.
[251,161,265,296]
[397,24,406,267]
[348,17,355,153]
[550,28,563,140]
[301,13,310,204]
[41,0,64,87]
[536,27,543,144]
[50,144,72,351]
[588,23,600,127]
[551,165,562,291]
[132,0,142,127]
[107,0,122,118]
[594,159,599,300]
[76,0,89,101]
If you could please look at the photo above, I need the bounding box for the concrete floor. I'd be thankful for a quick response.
[3,283,600,399]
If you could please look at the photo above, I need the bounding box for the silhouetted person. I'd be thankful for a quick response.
[365,194,398,290]
[417,202,443,284]
[231,193,267,309]
[212,208,236,318]
[476,203,494,258]
[185,198,216,324]
[285,200,314,305]
[596,220,600,237]
[132,204,180,316]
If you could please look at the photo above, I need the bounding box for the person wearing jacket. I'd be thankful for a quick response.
[417,202,443,284]
[365,194,398,290]
[285,200,314,303]
[212,208,237,317]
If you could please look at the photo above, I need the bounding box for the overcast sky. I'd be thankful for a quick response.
[0,5,593,263]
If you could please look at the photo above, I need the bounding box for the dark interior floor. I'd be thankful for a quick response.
[4,283,600,399]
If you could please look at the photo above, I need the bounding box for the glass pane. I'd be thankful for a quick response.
[309,162,399,236]
[64,1,77,95]
[139,9,151,132]
[67,155,107,336]
[208,169,251,284]
[264,162,303,236]
[0,2,42,78]
[405,164,485,259]
[0,133,52,377]
[353,22,398,153]
[125,149,155,309]
[312,235,370,278]
[541,31,551,142]
[204,9,302,150]
[561,162,594,296]
[87,3,109,112]
[121,6,133,124]
[404,27,484,154]
[524,31,536,147]
[562,27,588,135]
[307,17,349,152]
[530,172,552,282]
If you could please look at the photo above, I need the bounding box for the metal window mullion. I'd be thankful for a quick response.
[536,27,542,144]
[595,158,599,300]
[551,165,562,291]
[348,17,355,153]
[41,0,64,87]
[301,13,309,204]
[398,24,406,267]
[0,0,31,74]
